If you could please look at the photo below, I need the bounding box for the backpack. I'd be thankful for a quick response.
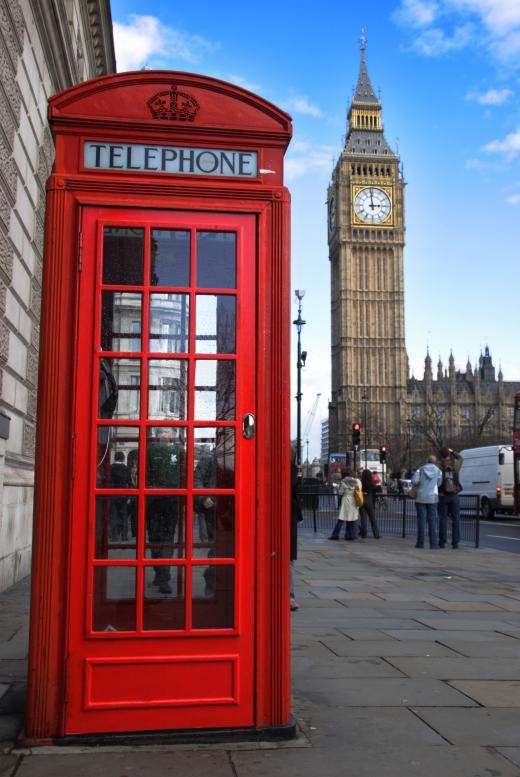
[442,466,459,494]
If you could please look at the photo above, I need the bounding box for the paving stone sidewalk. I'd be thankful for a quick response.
[2,531,520,776]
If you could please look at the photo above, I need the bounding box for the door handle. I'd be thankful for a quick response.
[242,413,255,439]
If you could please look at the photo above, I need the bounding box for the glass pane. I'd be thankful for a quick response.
[93,567,136,632]
[96,426,139,488]
[99,358,141,420]
[101,292,142,352]
[194,361,235,420]
[95,496,137,559]
[149,294,189,353]
[103,228,143,285]
[193,428,235,489]
[146,427,187,488]
[151,230,190,287]
[196,295,236,354]
[143,566,185,631]
[145,496,186,559]
[192,565,234,629]
[193,495,234,558]
[196,232,236,289]
[148,360,188,420]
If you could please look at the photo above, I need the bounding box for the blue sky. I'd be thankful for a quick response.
[111,0,520,459]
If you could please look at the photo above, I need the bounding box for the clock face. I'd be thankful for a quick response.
[328,195,336,231]
[354,187,392,224]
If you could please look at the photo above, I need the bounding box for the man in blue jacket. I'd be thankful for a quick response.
[412,455,442,549]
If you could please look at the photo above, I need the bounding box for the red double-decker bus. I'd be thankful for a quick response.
[514,392,520,514]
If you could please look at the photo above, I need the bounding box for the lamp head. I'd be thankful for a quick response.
[295,289,306,300]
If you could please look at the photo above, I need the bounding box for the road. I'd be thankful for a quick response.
[479,514,520,554]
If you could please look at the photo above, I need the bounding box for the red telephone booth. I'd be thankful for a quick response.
[25,72,292,741]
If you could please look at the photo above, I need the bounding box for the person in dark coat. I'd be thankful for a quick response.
[359,469,381,538]
[290,454,303,611]
[109,451,132,541]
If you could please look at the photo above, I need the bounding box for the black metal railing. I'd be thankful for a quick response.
[299,488,481,547]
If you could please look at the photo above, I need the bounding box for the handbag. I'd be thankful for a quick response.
[354,487,364,508]
[408,486,417,499]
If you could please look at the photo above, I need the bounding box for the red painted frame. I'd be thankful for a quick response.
[25,71,292,741]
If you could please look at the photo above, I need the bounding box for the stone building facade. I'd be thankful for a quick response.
[0,1,115,591]
[408,348,519,453]
[327,38,517,460]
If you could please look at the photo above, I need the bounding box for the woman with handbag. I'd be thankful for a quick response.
[328,467,362,540]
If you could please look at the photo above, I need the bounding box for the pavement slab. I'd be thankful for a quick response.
[293,677,477,707]
[412,708,520,746]
[386,656,520,680]
[0,754,18,777]
[383,628,518,641]
[449,680,520,707]
[292,655,406,679]
[14,751,235,777]
[231,745,520,777]
[436,640,520,657]
[319,638,459,657]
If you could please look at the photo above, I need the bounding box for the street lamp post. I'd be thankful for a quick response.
[406,418,413,475]
[362,393,368,470]
[293,290,306,476]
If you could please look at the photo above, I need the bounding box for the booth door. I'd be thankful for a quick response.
[66,207,256,734]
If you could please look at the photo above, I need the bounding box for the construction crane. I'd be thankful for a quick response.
[302,393,321,476]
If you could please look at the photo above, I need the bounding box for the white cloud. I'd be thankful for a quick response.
[284,96,323,117]
[412,23,475,55]
[113,14,219,72]
[284,142,335,180]
[226,74,262,94]
[393,0,441,28]
[394,0,520,64]
[482,126,520,159]
[505,193,520,204]
[467,87,513,103]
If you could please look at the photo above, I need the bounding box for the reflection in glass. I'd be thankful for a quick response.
[196,232,236,289]
[149,294,189,353]
[192,495,234,559]
[96,426,139,488]
[99,358,140,420]
[192,565,234,629]
[196,295,236,354]
[95,496,137,559]
[151,230,190,287]
[193,428,235,489]
[148,360,188,420]
[194,360,235,420]
[101,292,142,352]
[146,496,186,560]
[93,567,136,632]
[146,427,187,488]
[143,566,185,631]
[103,228,143,285]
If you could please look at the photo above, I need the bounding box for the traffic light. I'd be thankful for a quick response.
[352,422,361,448]
[379,445,388,464]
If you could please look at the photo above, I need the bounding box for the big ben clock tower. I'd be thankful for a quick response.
[328,34,408,454]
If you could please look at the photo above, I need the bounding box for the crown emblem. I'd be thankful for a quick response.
[147,87,200,122]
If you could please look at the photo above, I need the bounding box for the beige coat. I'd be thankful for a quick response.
[338,477,362,522]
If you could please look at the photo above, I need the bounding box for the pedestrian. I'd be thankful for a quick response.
[438,446,463,549]
[146,427,184,594]
[328,467,362,540]
[411,455,442,549]
[109,451,132,541]
[359,469,381,538]
[290,450,303,610]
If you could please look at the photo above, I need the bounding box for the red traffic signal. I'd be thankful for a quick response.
[352,422,361,447]
[379,445,387,463]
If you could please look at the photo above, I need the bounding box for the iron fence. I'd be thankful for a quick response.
[299,488,481,547]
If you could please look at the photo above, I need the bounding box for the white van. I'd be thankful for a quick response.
[459,445,515,519]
